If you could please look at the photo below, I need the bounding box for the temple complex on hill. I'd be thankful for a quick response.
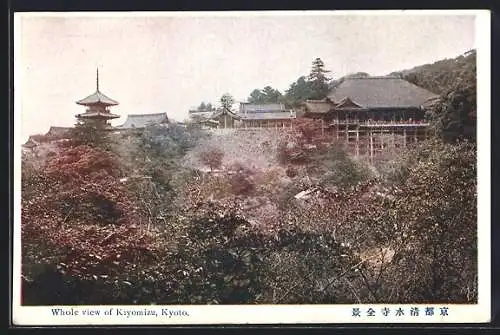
[24,72,438,162]
[187,76,438,162]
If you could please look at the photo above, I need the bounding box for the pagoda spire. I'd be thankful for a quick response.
[96,67,99,92]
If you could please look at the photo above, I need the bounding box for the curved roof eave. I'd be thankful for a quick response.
[76,91,119,106]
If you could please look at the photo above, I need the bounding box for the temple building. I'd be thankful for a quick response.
[211,107,241,129]
[117,113,169,130]
[45,126,72,139]
[21,136,40,152]
[302,76,440,162]
[75,68,120,129]
[303,76,438,124]
[187,102,296,129]
[238,103,296,129]
[188,108,215,121]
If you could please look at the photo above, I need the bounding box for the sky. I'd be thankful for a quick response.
[15,11,478,141]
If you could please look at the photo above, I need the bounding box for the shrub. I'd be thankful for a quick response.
[311,144,374,189]
[285,166,298,178]
[230,173,255,196]
[198,148,224,171]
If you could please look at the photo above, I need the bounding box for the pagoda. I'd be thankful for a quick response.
[75,68,120,128]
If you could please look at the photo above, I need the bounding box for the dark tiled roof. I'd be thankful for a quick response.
[328,77,439,109]
[240,111,296,120]
[335,96,365,109]
[239,103,295,120]
[303,99,336,114]
[46,126,72,137]
[117,113,169,129]
[240,103,286,113]
[76,90,119,106]
[23,137,40,148]
[77,111,120,119]
[212,108,241,120]
[189,111,215,120]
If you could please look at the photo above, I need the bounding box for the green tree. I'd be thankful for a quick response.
[198,102,207,111]
[68,120,113,150]
[285,76,314,106]
[261,86,283,103]
[388,50,476,143]
[220,93,235,111]
[248,89,266,104]
[307,58,332,100]
[385,140,477,302]
[427,83,476,143]
[248,86,283,104]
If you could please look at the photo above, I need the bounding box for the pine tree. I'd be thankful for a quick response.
[68,120,112,150]
[220,93,235,111]
[284,76,314,107]
[307,58,332,100]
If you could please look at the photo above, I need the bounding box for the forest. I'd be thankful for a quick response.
[21,51,477,305]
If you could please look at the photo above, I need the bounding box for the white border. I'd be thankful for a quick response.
[12,10,491,325]
[13,10,483,18]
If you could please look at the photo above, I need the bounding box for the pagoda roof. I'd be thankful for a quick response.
[76,90,119,106]
[76,68,119,106]
[76,111,120,119]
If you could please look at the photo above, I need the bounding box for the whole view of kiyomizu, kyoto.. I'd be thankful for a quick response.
[18,13,479,308]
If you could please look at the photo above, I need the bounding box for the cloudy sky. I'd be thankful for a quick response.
[15,11,478,140]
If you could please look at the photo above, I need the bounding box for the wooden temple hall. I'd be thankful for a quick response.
[238,103,296,129]
[302,76,439,160]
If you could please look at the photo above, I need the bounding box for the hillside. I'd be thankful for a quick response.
[389,49,476,95]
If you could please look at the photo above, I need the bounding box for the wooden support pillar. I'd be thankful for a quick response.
[414,127,418,143]
[366,130,370,157]
[403,128,407,147]
[369,131,374,165]
[355,128,359,156]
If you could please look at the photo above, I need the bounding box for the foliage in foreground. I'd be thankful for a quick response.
[21,122,477,305]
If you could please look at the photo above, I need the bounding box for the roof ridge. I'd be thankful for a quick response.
[345,76,401,80]
[126,113,168,117]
